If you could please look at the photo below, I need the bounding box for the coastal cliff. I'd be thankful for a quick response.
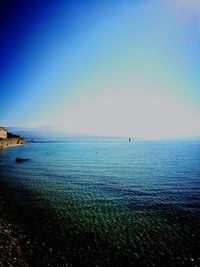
[0,138,27,150]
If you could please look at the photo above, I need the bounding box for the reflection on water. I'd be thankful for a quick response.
[0,140,200,266]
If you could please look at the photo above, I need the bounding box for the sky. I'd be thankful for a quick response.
[0,0,200,139]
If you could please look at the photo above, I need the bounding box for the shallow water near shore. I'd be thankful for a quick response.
[0,140,200,266]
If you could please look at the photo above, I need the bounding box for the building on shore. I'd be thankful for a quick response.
[0,127,8,139]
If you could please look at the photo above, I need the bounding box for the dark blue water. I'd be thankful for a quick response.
[0,140,200,266]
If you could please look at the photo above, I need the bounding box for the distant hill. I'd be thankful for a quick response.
[6,127,126,142]
[6,127,77,141]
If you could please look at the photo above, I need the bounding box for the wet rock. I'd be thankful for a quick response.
[15,158,29,163]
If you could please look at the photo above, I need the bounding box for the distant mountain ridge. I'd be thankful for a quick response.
[6,127,80,141]
[5,127,127,141]
[5,127,200,142]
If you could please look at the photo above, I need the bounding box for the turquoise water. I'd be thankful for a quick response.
[0,140,200,266]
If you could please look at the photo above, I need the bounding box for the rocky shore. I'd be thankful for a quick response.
[0,200,31,267]
[0,180,74,267]
[0,138,27,150]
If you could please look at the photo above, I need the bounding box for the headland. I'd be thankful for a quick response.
[0,127,27,150]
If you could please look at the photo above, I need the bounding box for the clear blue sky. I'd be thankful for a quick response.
[1,0,200,138]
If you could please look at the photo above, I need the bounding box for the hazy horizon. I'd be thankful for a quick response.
[4,125,200,141]
[1,0,200,139]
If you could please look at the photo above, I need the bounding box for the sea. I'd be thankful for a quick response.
[0,139,200,266]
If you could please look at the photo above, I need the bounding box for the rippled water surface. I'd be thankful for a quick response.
[0,140,200,266]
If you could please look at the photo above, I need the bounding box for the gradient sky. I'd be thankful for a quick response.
[1,0,200,139]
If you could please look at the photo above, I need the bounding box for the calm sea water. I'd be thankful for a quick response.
[0,140,200,266]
